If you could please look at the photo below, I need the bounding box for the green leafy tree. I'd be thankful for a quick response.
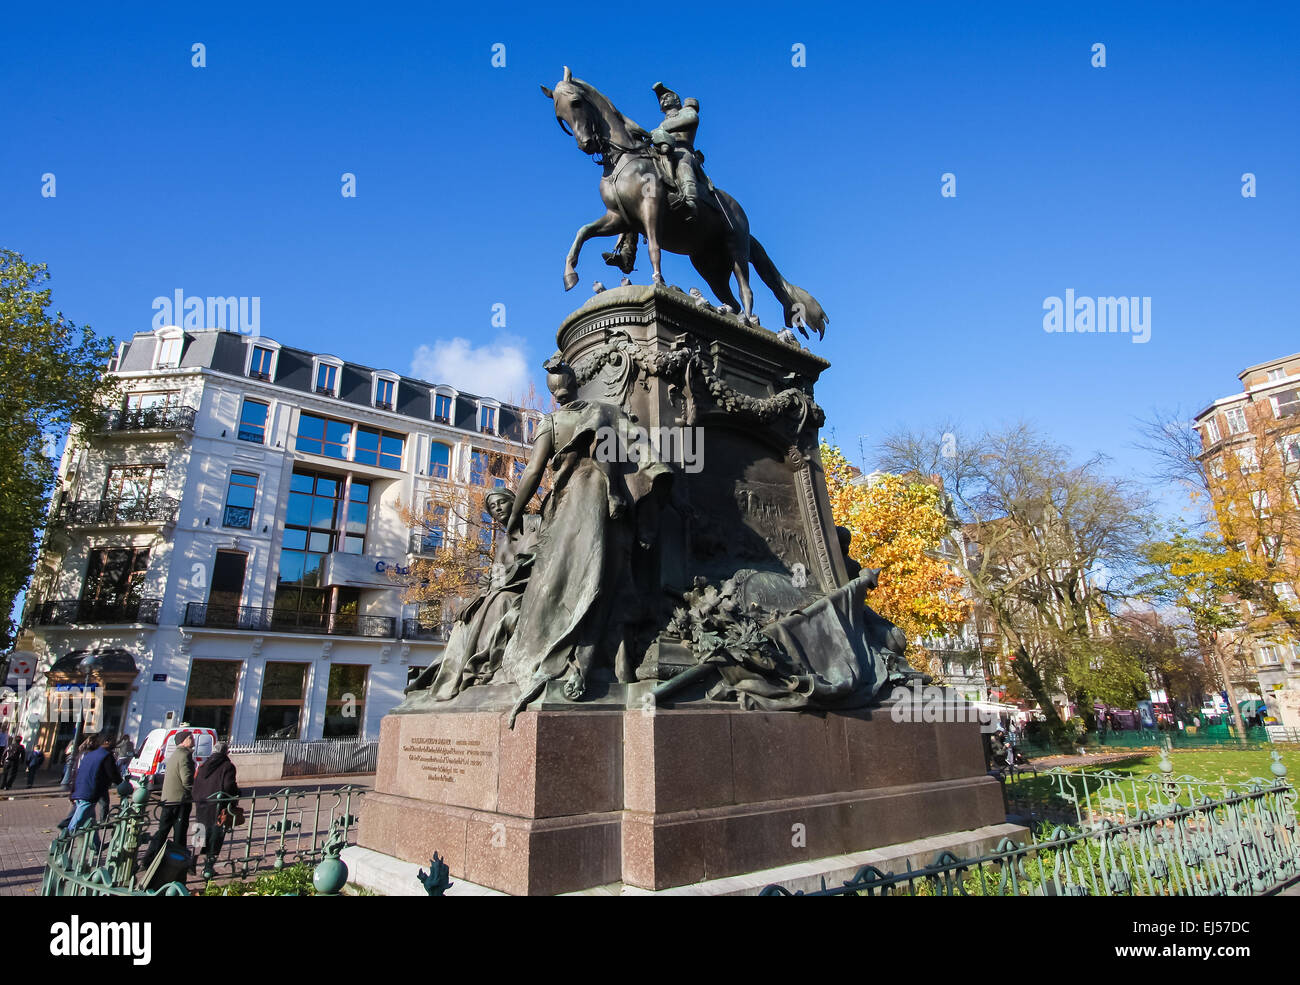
[877,422,1154,742]
[1138,532,1253,741]
[0,250,117,649]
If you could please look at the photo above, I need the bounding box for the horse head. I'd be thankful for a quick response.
[541,67,644,158]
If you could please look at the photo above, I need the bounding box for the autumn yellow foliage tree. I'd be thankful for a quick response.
[821,443,970,675]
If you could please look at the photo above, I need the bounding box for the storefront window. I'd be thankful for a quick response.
[255,661,309,739]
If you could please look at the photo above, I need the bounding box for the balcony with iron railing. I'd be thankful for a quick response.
[61,496,180,528]
[182,603,452,643]
[35,597,161,626]
[184,602,398,638]
[401,619,451,642]
[98,405,197,435]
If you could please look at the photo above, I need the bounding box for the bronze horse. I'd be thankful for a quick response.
[541,68,828,339]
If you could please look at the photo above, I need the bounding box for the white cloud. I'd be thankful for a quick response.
[410,337,530,401]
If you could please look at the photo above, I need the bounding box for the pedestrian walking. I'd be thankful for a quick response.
[67,735,122,834]
[141,730,196,869]
[192,741,241,878]
[1,735,26,789]
[25,745,46,787]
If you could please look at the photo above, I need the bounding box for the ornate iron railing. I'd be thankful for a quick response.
[222,504,253,528]
[41,782,363,896]
[62,496,180,526]
[37,597,161,626]
[100,405,197,433]
[763,752,1300,897]
[184,602,397,638]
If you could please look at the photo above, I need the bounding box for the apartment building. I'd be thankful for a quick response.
[18,326,535,753]
[1193,350,1300,726]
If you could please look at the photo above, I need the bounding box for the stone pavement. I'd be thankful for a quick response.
[0,774,373,896]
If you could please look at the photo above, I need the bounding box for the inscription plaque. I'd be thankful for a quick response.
[388,712,502,810]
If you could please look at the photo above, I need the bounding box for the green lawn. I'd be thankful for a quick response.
[1007,747,1300,823]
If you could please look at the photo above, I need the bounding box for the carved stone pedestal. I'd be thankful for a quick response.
[557,284,845,637]
[355,692,1006,895]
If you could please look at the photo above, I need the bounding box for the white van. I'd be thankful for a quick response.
[126,726,219,785]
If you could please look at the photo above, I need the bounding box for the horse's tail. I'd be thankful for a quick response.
[749,236,828,339]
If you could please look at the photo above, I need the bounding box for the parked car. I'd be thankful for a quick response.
[126,726,219,786]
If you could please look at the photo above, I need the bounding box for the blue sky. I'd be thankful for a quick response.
[2,1,1296,524]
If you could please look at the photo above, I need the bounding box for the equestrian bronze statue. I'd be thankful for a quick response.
[541,68,829,340]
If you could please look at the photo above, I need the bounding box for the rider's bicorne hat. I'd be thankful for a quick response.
[652,82,679,101]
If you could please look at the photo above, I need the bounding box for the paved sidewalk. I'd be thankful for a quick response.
[1,774,373,897]
[1028,751,1152,769]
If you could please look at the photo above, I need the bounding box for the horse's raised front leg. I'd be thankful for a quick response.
[565,211,625,290]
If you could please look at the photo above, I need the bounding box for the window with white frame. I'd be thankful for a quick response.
[245,338,281,381]
[478,403,498,435]
[312,356,343,397]
[1224,406,1248,435]
[223,471,259,529]
[1251,489,1270,514]
[1271,389,1300,420]
[1274,582,1297,603]
[373,373,399,411]
[432,388,456,424]
[1278,435,1300,464]
[1203,418,1221,444]
[154,327,183,368]
[1268,368,1287,382]
[429,442,452,479]
[1258,644,1281,666]
[1236,445,1258,472]
[1207,458,1226,481]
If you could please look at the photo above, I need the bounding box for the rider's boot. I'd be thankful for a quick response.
[675,169,699,223]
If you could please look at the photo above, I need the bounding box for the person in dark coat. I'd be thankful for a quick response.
[67,736,122,832]
[25,745,46,787]
[1,736,26,789]
[192,741,241,877]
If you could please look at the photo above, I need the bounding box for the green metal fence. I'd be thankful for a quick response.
[41,781,365,897]
[763,752,1300,896]
[1015,725,1300,760]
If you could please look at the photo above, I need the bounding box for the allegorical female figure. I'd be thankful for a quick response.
[404,488,540,701]
[502,355,671,723]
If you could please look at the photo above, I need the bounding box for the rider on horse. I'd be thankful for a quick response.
[650,82,704,222]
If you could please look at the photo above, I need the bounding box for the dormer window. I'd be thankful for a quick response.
[373,372,400,412]
[432,387,456,425]
[245,338,281,381]
[312,356,343,397]
[478,401,499,435]
[153,327,183,369]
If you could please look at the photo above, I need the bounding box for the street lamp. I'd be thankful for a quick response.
[60,652,101,788]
